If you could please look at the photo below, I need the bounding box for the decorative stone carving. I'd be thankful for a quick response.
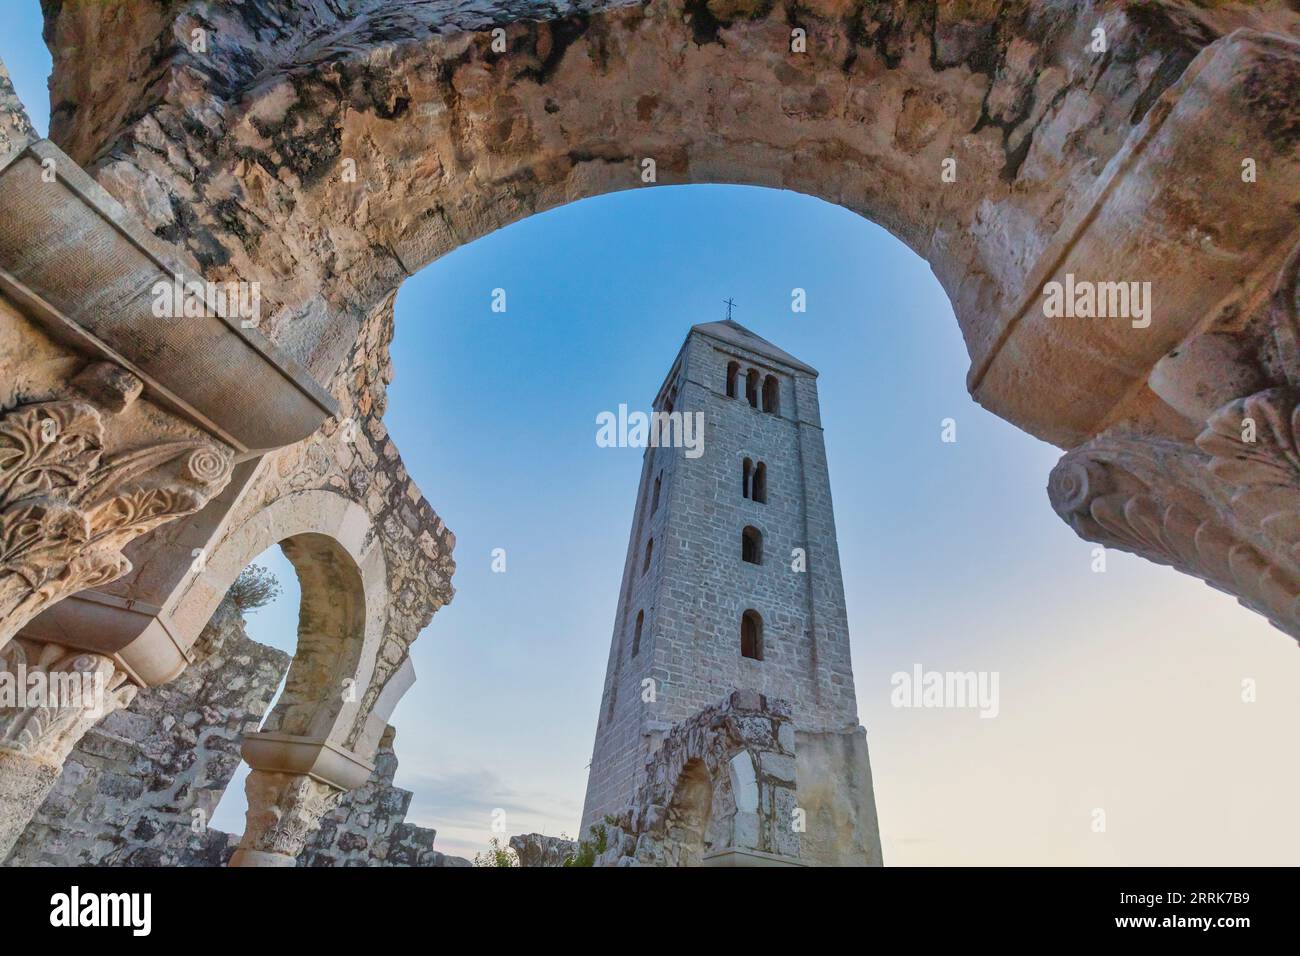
[229,770,342,867]
[0,637,136,860]
[0,637,137,762]
[0,393,234,648]
[1048,419,1300,641]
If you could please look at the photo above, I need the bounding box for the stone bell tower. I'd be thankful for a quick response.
[580,320,878,863]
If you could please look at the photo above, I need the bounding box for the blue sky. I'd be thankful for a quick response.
[5,6,1299,865]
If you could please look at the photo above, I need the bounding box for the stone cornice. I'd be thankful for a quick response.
[0,140,337,456]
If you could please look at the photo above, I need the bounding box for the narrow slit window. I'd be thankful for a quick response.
[741,610,763,660]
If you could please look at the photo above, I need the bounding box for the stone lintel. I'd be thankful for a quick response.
[241,732,376,792]
[0,139,338,455]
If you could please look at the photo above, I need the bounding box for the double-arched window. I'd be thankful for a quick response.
[724,362,780,416]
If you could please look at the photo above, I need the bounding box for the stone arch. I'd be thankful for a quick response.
[164,489,393,755]
[40,0,1300,640]
[52,2,1293,439]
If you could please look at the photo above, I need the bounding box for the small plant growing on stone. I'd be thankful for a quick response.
[227,564,282,613]
[562,821,611,867]
[473,837,518,867]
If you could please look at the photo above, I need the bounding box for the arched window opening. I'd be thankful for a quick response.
[741,526,762,565]
[643,537,653,575]
[741,610,763,661]
[763,375,779,414]
[726,361,740,398]
[742,457,753,499]
[745,368,760,407]
[752,462,767,504]
[651,472,662,513]
[632,609,644,657]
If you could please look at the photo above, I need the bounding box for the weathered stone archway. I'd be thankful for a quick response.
[30,0,1300,643]
[163,488,423,866]
[0,0,1298,866]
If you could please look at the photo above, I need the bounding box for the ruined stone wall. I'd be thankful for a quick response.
[596,690,802,866]
[4,599,287,867]
[592,690,880,866]
[6,602,470,868]
[509,832,578,867]
[299,725,470,867]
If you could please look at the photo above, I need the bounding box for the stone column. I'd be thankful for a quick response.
[0,637,136,860]
[228,771,343,867]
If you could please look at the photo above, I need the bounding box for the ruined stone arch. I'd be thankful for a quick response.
[165,489,397,755]
[31,0,1300,643]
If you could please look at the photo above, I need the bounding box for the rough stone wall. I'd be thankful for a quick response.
[583,324,859,830]
[593,690,880,866]
[595,691,804,866]
[150,292,456,755]
[299,725,470,867]
[4,599,287,867]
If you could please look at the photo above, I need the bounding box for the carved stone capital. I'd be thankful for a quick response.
[0,637,136,766]
[1049,407,1300,641]
[0,637,136,861]
[0,387,234,648]
[228,770,343,867]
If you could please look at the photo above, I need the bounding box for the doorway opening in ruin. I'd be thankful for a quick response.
[207,544,299,836]
[665,760,713,867]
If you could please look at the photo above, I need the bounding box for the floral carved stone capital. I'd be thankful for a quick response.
[0,388,235,648]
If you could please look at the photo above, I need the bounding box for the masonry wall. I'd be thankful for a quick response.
[5,600,287,866]
[5,601,468,868]
[299,725,468,867]
[582,326,862,831]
